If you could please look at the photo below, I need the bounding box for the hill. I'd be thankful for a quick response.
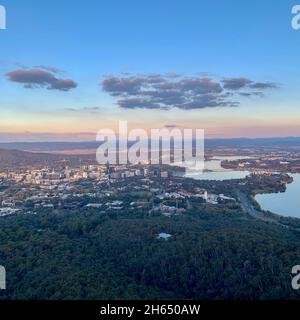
[0,207,300,299]
[0,149,94,168]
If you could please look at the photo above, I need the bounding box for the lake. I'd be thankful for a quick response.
[255,173,300,218]
[184,156,250,181]
[184,156,300,218]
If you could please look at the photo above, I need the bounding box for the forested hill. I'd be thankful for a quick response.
[0,149,56,165]
[0,149,92,167]
[0,207,300,299]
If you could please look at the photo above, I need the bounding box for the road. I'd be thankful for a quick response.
[235,190,285,225]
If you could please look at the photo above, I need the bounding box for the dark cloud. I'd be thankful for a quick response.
[140,90,186,105]
[176,78,222,94]
[102,74,279,110]
[223,77,278,91]
[179,94,238,110]
[49,79,77,91]
[6,68,77,91]
[117,98,163,110]
[239,92,264,98]
[249,82,278,89]
[222,78,253,90]
[102,74,165,96]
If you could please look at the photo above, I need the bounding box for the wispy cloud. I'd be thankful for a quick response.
[33,65,64,74]
[64,106,102,113]
[164,124,179,129]
[222,77,278,90]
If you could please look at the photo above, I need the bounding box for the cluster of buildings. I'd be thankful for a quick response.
[0,163,236,217]
[0,165,106,187]
[222,153,300,173]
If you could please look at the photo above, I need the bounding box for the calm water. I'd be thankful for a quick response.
[255,174,300,218]
[184,156,250,181]
[184,156,300,218]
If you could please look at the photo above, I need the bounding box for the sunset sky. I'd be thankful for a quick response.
[0,0,300,141]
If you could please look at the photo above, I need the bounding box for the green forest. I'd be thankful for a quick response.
[0,207,300,300]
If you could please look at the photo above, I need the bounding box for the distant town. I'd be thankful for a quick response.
[0,139,298,229]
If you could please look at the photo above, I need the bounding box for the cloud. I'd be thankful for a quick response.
[117,98,163,110]
[64,106,102,113]
[102,74,278,110]
[164,124,178,129]
[222,77,278,91]
[239,92,264,98]
[6,68,77,91]
[34,65,64,74]
[102,74,165,96]
[171,77,222,94]
[249,82,278,89]
[64,107,78,112]
[222,78,253,90]
[49,79,77,91]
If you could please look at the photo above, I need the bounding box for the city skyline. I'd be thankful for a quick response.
[1,0,300,141]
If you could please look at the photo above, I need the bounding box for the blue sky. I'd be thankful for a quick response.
[0,0,300,140]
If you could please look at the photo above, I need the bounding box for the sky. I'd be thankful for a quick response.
[0,0,300,141]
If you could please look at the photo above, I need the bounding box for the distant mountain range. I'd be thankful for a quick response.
[0,148,94,167]
[0,137,299,152]
[0,137,299,167]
